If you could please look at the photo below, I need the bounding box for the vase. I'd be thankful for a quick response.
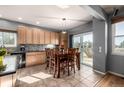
[0,56,3,66]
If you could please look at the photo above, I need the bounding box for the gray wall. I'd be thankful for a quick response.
[93,18,107,73]
[68,22,93,48]
[107,11,124,75]
[68,22,93,35]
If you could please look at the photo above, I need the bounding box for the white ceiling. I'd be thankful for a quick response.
[0,5,92,30]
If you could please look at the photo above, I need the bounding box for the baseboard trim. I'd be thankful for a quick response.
[108,71,124,78]
[93,69,106,75]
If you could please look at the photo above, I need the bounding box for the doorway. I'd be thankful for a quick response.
[73,32,93,67]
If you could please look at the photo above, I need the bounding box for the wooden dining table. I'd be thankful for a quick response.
[54,51,80,78]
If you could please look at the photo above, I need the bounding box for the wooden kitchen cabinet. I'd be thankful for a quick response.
[32,28,40,44]
[26,52,46,67]
[51,32,56,44]
[17,26,26,44]
[41,52,46,64]
[26,52,37,66]
[17,26,60,45]
[0,74,13,87]
[45,31,51,44]
[55,32,59,45]
[39,29,45,44]
[0,73,16,87]
[60,33,68,49]
[26,27,33,44]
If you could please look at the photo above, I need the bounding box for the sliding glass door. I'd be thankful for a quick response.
[73,35,83,64]
[82,32,93,66]
[73,32,93,67]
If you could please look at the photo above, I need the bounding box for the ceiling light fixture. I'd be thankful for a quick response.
[36,21,40,24]
[57,5,70,9]
[62,18,67,34]
[62,31,67,34]
[0,14,2,17]
[18,17,22,20]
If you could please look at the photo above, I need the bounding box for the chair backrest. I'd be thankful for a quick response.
[45,48,51,57]
[50,48,59,59]
[67,48,76,55]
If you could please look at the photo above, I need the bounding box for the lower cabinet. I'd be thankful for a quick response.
[0,73,16,87]
[26,52,46,67]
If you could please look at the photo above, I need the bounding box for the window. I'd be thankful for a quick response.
[0,31,17,47]
[112,21,124,54]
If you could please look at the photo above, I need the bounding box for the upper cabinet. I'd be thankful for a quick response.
[55,32,59,45]
[44,31,51,44]
[39,29,45,44]
[17,26,60,45]
[17,26,26,44]
[60,33,68,49]
[26,27,33,44]
[32,28,40,44]
[51,32,56,44]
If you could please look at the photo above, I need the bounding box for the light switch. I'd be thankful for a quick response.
[98,46,102,53]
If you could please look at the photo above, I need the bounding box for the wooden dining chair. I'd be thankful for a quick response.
[67,48,76,75]
[48,49,56,73]
[55,53,68,78]
[45,48,51,69]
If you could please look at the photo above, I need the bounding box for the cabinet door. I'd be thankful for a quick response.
[60,33,68,49]
[26,53,36,66]
[26,52,43,67]
[0,75,13,87]
[39,29,45,44]
[32,28,40,44]
[17,26,26,44]
[37,54,42,64]
[26,27,33,44]
[41,52,46,64]
[51,32,56,44]
[55,32,59,45]
[44,31,51,44]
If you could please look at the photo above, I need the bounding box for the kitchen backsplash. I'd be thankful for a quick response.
[25,44,46,51]
[5,44,56,53]
[20,44,55,52]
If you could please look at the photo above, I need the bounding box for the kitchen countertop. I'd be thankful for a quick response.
[0,55,17,76]
[26,51,45,52]
[11,50,45,54]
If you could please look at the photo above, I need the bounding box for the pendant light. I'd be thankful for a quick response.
[62,18,67,34]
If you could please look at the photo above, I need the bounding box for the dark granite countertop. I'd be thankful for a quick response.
[0,55,17,76]
[11,50,45,54]
[26,50,45,52]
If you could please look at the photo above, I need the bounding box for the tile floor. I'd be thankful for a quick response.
[15,64,105,87]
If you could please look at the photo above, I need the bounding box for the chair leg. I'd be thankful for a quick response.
[49,61,52,73]
[53,65,57,78]
[67,61,70,76]
[74,63,75,73]
[45,60,49,70]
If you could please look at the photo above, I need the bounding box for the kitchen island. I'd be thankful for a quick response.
[0,55,18,87]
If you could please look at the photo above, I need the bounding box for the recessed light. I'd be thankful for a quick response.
[57,5,70,9]
[18,17,22,20]
[0,14,2,17]
[36,21,40,24]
